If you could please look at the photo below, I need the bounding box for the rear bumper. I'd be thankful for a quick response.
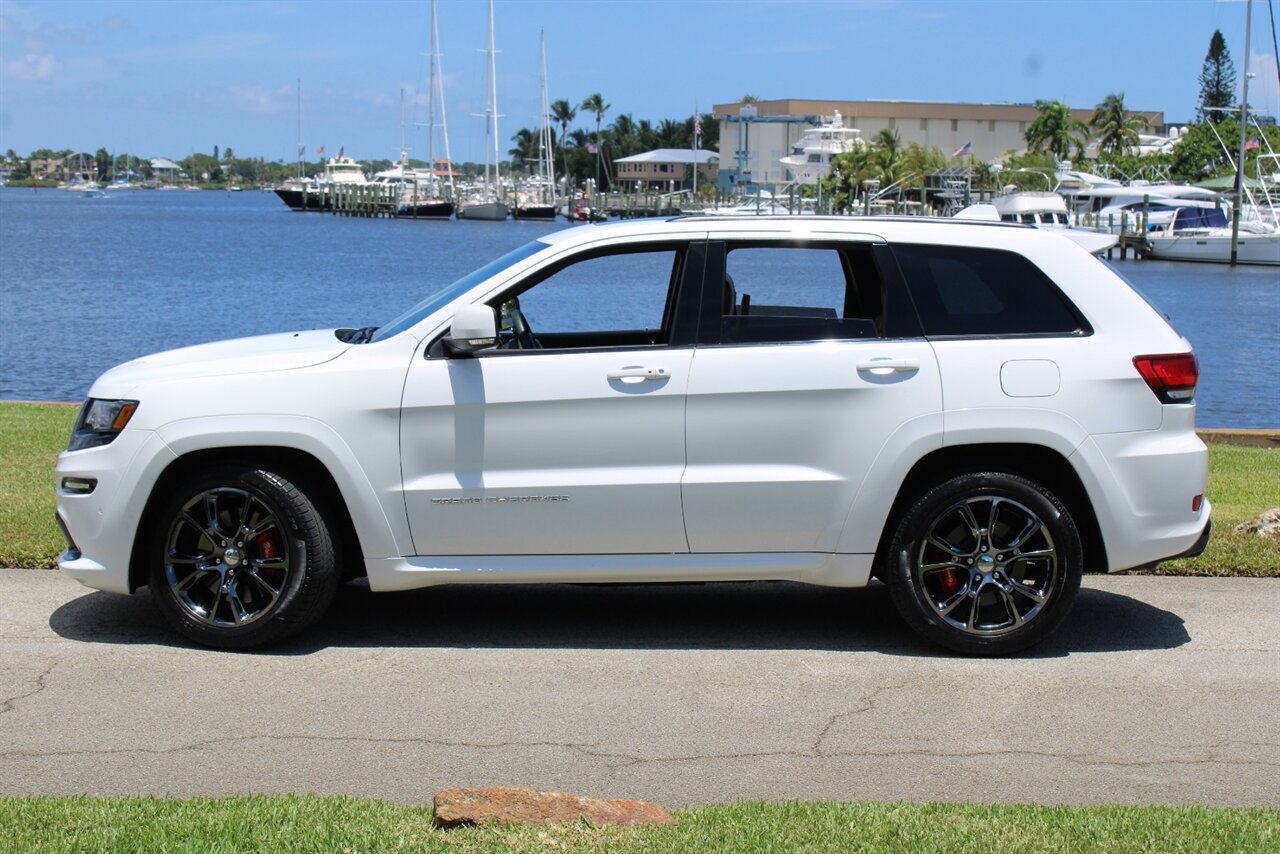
[1129,517,1212,571]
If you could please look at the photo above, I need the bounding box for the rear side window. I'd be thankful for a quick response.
[893,244,1087,337]
[719,245,883,343]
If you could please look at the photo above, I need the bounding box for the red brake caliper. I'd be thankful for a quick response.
[254,533,278,578]
[936,567,961,596]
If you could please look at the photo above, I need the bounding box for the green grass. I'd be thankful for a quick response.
[0,796,1275,853]
[0,401,1275,574]
[1149,443,1280,577]
[0,402,77,567]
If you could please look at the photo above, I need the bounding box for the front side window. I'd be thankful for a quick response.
[893,244,1088,337]
[373,241,546,342]
[717,245,884,344]
[489,246,685,351]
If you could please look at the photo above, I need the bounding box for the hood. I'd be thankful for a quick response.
[89,329,350,397]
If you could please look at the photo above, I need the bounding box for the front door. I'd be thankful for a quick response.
[400,240,705,556]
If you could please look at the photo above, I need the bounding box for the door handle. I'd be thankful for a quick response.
[607,366,670,382]
[856,358,920,374]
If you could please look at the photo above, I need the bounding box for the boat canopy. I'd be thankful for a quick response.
[1172,206,1229,231]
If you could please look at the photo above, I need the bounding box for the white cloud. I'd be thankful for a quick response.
[1,51,55,80]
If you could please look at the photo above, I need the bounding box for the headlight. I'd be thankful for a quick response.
[67,399,139,451]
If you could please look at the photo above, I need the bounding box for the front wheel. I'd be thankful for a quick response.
[148,465,339,649]
[881,472,1082,656]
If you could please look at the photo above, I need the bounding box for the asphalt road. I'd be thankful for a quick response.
[2,569,1277,809]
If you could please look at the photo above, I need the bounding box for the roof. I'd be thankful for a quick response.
[533,215,1042,252]
[150,157,180,170]
[613,148,719,165]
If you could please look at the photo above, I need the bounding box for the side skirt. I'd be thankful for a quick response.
[364,552,874,592]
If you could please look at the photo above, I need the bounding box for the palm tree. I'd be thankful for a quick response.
[870,128,903,187]
[580,92,609,189]
[508,128,536,171]
[1090,92,1148,155]
[550,99,576,188]
[657,118,685,148]
[1025,99,1090,162]
[609,113,638,156]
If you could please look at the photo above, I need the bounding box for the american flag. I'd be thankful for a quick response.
[316,146,325,155]
[694,114,702,137]
[337,146,344,159]
[1245,137,1260,151]
[298,145,305,158]
[587,143,597,154]
[952,140,972,157]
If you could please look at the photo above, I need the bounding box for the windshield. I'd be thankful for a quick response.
[370,241,548,342]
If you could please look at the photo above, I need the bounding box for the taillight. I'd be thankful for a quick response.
[1133,353,1198,403]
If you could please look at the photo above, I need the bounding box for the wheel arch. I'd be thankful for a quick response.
[872,443,1108,576]
[128,446,366,593]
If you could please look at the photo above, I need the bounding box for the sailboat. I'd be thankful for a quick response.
[456,0,510,220]
[512,29,558,220]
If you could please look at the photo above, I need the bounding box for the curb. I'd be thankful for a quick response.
[1197,429,1280,449]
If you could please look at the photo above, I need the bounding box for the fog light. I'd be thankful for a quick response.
[61,477,97,494]
[1192,494,1203,512]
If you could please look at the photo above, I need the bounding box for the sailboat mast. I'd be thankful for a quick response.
[488,0,500,193]
[296,79,303,180]
[399,87,406,166]
[427,0,437,190]
[433,0,454,199]
[1230,0,1254,265]
[539,29,555,203]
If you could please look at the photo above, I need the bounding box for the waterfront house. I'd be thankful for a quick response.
[614,148,718,191]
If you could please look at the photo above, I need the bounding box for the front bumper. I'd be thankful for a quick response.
[55,428,176,595]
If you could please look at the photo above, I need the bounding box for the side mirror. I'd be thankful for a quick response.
[443,304,498,357]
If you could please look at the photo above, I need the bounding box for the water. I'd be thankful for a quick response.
[1,188,1276,427]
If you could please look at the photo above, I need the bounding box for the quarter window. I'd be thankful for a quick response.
[893,244,1087,337]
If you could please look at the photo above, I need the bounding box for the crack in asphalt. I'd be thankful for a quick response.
[811,681,911,757]
[0,662,55,717]
[4,734,1278,774]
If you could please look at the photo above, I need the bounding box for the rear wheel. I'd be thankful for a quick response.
[882,472,1082,655]
[148,465,339,649]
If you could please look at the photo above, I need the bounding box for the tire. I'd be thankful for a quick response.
[881,472,1082,656]
[147,465,339,649]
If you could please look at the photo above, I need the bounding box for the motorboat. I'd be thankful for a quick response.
[274,156,368,211]
[1143,205,1280,265]
[780,111,863,185]
[957,192,1118,254]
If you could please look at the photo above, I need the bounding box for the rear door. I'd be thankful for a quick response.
[681,239,943,553]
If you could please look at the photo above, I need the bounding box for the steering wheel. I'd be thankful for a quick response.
[504,300,541,350]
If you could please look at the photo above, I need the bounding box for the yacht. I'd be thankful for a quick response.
[1143,205,1280,266]
[273,156,368,212]
[956,192,1118,254]
[779,111,864,185]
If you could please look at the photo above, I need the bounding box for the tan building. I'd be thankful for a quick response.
[614,148,718,190]
[714,98,1163,189]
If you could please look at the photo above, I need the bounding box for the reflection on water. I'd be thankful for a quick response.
[0,188,1275,427]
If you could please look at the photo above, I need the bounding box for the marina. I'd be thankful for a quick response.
[0,186,1275,428]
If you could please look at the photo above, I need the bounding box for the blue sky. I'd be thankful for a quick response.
[2,0,1277,163]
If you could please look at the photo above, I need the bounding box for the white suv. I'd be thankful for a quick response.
[56,217,1211,654]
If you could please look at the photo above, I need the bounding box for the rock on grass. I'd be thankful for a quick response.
[433,787,674,828]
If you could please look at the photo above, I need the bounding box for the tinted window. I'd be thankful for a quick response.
[719,245,883,343]
[518,249,676,335]
[893,244,1086,337]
